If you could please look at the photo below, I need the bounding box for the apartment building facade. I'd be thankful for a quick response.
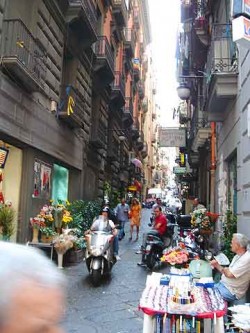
[0,0,154,242]
[177,0,250,237]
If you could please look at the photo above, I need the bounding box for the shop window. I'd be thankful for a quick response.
[52,164,69,202]
[227,154,237,213]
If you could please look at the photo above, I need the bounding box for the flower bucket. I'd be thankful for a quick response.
[32,227,39,243]
[41,234,53,243]
[200,228,213,236]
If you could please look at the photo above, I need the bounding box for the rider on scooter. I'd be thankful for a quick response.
[137,206,167,265]
[86,207,120,260]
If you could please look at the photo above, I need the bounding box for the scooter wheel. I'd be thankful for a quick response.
[91,269,102,287]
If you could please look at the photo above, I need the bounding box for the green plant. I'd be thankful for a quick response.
[39,227,57,237]
[222,210,237,261]
[0,204,15,239]
[68,200,102,233]
[73,236,86,250]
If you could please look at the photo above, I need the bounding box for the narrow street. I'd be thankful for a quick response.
[62,208,153,333]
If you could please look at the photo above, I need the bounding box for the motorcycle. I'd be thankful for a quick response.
[85,230,116,286]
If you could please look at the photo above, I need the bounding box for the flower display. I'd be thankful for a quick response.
[30,216,46,229]
[49,200,73,228]
[53,230,76,254]
[191,209,218,230]
[161,246,189,266]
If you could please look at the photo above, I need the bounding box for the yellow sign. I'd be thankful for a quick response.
[67,95,75,116]
[128,185,137,191]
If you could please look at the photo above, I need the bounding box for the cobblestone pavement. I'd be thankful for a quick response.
[62,208,155,333]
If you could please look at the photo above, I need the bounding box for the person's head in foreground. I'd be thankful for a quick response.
[0,241,66,333]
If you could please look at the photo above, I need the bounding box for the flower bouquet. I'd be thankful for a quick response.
[191,208,218,232]
[161,245,189,268]
[53,230,77,268]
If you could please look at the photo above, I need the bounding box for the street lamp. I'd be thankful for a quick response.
[176,75,204,100]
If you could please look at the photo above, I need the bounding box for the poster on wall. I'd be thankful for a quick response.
[33,159,52,199]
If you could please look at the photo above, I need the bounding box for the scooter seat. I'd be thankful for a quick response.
[147,229,160,236]
[177,215,191,228]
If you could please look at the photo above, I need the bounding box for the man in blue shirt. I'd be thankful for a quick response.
[115,198,130,240]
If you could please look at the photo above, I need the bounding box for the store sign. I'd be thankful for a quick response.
[173,166,187,174]
[232,15,250,48]
[232,0,250,19]
[159,128,186,147]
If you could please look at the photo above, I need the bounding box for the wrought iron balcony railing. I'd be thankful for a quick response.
[1,19,46,91]
[93,36,115,76]
[206,23,238,76]
[123,97,133,117]
[112,71,125,99]
[111,0,128,26]
[124,28,136,53]
[68,0,97,36]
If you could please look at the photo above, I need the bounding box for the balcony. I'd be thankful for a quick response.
[133,7,140,29]
[138,81,145,100]
[122,97,133,127]
[111,71,125,108]
[93,36,115,86]
[1,19,46,92]
[124,28,136,57]
[90,121,107,149]
[194,16,209,46]
[57,85,86,128]
[136,131,144,151]
[133,58,140,82]
[151,133,156,143]
[189,113,211,152]
[131,118,140,140]
[141,142,148,159]
[111,0,127,27]
[141,99,148,113]
[66,0,97,48]
[181,0,196,23]
[107,136,120,161]
[205,24,238,122]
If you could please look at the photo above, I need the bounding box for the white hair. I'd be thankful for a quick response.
[233,233,250,250]
[0,242,66,325]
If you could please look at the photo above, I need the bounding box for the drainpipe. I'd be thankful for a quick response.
[210,122,216,212]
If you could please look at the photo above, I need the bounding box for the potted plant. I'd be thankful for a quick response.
[0,202,15,241]
[40,227,57,243]
[63,228,86,265]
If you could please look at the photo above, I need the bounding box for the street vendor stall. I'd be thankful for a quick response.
[139,270,226,333]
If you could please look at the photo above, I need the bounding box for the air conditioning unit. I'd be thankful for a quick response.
[129,151,135,162]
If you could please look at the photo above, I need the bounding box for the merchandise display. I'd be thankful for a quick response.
[228,304,250,332]
[139,270,226,333]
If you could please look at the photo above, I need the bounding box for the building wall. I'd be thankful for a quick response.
[237,46,250,237]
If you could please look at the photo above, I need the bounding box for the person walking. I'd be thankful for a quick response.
[129,198,141,241]
[115,198,129,240]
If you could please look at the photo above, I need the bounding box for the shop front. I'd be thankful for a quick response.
[0,138,82,243]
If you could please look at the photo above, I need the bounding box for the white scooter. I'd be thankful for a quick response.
[85,220,116,286]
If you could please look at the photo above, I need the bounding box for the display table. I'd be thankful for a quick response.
[139,271,226,333]
[26,241,54,260]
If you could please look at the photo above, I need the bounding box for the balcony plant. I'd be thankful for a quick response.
[0,202,15,241]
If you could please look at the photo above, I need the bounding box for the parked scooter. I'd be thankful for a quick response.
[85,230,116,286]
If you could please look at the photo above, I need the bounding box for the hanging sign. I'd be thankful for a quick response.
[232,15,250,48]
[159,128,186,147]
[173,166,187,174]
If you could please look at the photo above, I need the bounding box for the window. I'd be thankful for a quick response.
[227,154,237,213]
